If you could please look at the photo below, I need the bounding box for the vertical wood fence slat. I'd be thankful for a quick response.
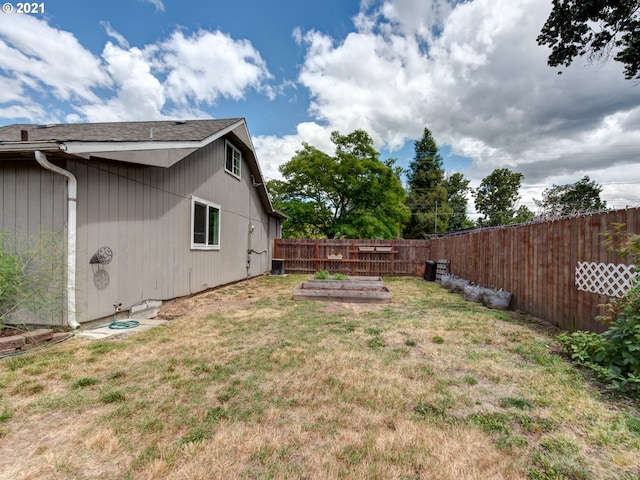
[275,208,638,332]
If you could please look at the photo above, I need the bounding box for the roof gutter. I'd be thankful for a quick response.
[0,141,64,153]
[34,150,80,329]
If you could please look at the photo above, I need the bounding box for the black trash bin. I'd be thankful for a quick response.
[271,258,285,275]
[424,260,437,281]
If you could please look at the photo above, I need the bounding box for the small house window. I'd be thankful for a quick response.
[225,141,241,179]
[191,196,220,250]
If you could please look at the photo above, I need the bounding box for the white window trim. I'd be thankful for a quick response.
[225,140,242,179]
[190,196,221,250]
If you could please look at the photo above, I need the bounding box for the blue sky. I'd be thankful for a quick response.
[1,0,639,212]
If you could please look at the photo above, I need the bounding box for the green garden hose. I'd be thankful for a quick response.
[109,302,140,330]
[108,319,140,329]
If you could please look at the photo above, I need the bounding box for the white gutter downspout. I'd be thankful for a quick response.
[34,150,80,329]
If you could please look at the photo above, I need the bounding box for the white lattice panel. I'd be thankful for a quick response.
[575,262,636,298]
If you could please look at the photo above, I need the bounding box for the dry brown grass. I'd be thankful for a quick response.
[1,275,639,479]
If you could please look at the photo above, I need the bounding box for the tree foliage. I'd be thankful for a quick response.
[537,0,640,80]
[534,176,607,218]
[474,168,532,227]
[403,128,452,237]
[445,172,474,231]
[268,130,410,239]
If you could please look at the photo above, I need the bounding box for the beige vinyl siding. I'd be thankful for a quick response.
[69,135,273,323]
[1,160,65,237]
[0,160,66,246]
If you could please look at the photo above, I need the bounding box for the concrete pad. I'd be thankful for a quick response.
[75,318,168,340]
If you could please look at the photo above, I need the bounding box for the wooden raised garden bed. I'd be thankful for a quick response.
[293,276,392,303]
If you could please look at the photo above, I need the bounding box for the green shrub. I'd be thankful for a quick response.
[559,285,640,395]
[559,227,640,396]
[0,243,21,321]
[0,231,66,325]
[313,270,348,280]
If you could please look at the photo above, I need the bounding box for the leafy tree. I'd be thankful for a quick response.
[534,176,608,218]
[513,205,536,224]
[537,0,640,80]
[474,168,530,227]
[268,130,410,239]
[403,128,452,237]
[445,172,474,231]
[266,184,318,239]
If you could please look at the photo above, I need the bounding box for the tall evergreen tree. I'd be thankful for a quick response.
[403,128,451,238]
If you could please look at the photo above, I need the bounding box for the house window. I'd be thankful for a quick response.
[225,140,241,179]
[191,196,220,250]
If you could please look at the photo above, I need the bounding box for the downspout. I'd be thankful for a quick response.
[34,151,80,329]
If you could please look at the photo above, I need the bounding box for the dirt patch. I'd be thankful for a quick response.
[157,277,278,320]
[0,327,25,338]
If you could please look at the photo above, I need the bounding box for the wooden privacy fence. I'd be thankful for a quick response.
[428,208,638,333]
[273,239,432,277]
[274,207,639,332]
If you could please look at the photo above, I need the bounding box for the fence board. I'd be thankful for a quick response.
[274,239,431,278]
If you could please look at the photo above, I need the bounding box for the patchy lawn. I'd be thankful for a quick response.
[0,276,639,480]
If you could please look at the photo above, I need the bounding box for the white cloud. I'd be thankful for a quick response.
[0,14,111,104]
[140,0,165,12]
[0,103,46,121]
[161,30,273,105]
[254,122,335,180]
[78,42,166,122]
[0,76,24,103]
[101,21,130,49]
[277,0,640,209]
[377,0,454,43]
[298,28,426,150]
[0,17,275,124]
